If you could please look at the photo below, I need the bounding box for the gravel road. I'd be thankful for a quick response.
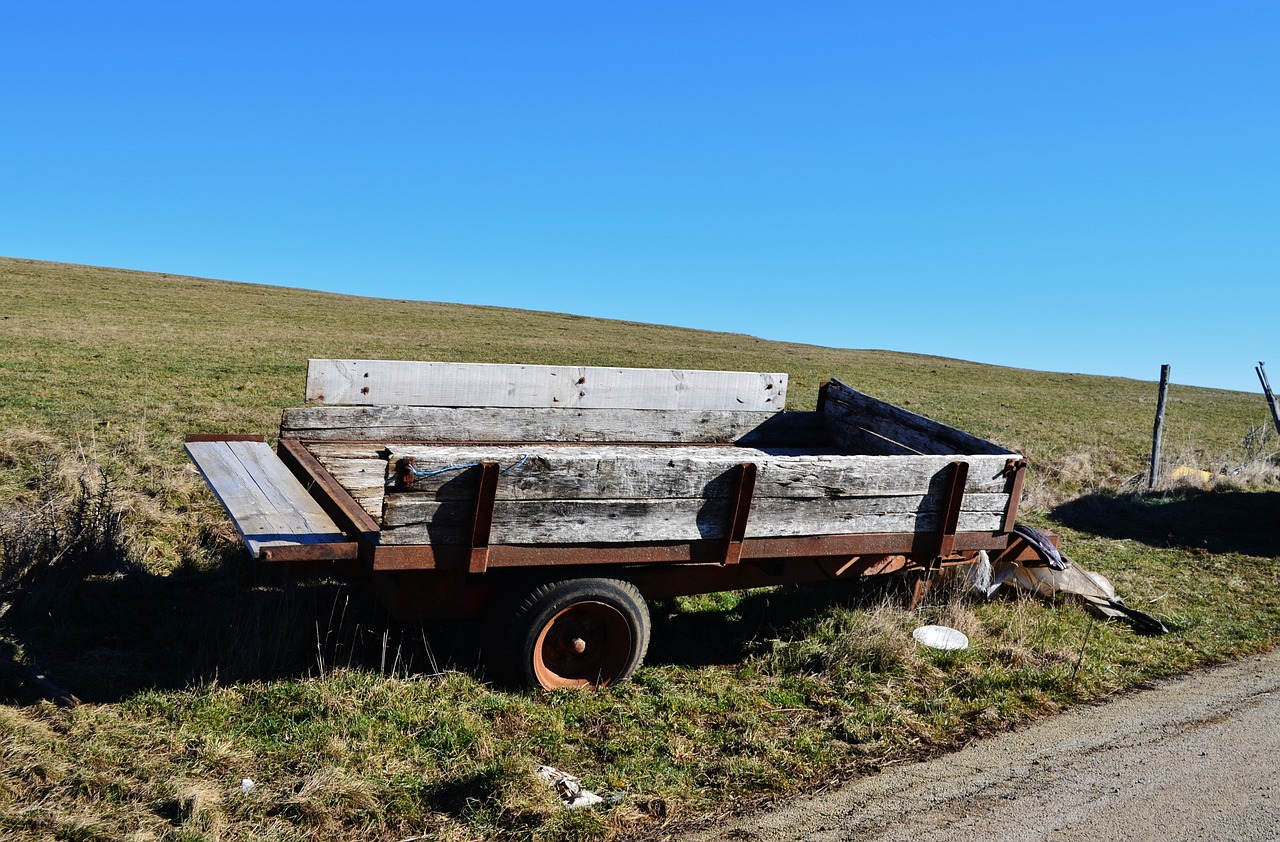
[687,648,1280,841]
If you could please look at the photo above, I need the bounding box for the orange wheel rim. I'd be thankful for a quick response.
[532,601,632,689]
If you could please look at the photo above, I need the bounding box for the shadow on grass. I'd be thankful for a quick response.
[648,578,902,668]
[0,547,497,705]
[0,553,895,705]
[1052,489,1280,558]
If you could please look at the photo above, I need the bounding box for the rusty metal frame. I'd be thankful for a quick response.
[184,433,266,443]
[259,542,360,563]
[1000,458,1028,533]
[721,462,757,565]
[368,529,1010,572]
[993,527,1060,565]
[468,461,500,574]
[936,460,968,559]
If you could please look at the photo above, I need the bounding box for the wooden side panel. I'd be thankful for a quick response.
[306,359,787,411]
[281,405,820,446]
[375,443,1014,546]
[185,440,347,557]
[379,498,1009,545]
[382,445,1013,501]
[305,442,388,520]
[823,379,1016,457]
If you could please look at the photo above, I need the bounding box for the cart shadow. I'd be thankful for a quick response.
[0,556,886,704]
[647,579,889,669]
[1051,489,1280,558]
[0,547,493,705]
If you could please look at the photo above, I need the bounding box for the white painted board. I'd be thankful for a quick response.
[305,359,787,412]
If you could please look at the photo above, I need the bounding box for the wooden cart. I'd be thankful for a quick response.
[187,359,1029,689]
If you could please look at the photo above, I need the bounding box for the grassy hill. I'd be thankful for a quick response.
[1,256,1277,841]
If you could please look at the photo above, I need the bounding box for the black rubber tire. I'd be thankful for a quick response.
[505,578,650,690]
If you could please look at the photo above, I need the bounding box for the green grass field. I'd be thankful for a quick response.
[1,256,1277,841]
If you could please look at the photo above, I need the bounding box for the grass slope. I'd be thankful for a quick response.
[1,256,1277,841]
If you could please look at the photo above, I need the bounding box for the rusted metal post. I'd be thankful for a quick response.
[1149,364,1171,489]
[468,462,501,575]
[999,458,1028,534]
[936,460,969,559]
[1258,362,1280,438]
[721,462,758,566]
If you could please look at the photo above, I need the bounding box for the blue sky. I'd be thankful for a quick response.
[3,2,1276,392]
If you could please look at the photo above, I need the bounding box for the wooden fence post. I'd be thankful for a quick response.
[1258,362,1280,439]
[1149,364,1171,489]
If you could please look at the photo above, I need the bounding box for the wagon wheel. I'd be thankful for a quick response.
[506,578,650,690]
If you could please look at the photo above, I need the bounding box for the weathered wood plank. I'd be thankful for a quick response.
[380,445,1013,501]
[305,443,387,519]
[185,440,347,557]
[378,497,1008,545]
[823,379,1016,457]
[383,492,1011,529]
[306,359,788,411]
[282,405,820,445]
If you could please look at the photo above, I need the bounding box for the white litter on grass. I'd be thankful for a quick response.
[239,778,254,793]
[536,765,604,808]
[964,550,993,594]
[912,625,969,651]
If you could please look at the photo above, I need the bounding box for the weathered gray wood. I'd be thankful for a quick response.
[381,445,1013,502]
[378,497,1008,545]
[823,379,1015,457]
[185,440,347,557]
[818,411,919,457]
[305,443,388,519]
[1258,363,1280,439]
[1149,363,1171,488]
[306,359,787,411]
[283,405,820,445]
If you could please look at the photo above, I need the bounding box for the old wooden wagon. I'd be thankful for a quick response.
[186,359,1029,689]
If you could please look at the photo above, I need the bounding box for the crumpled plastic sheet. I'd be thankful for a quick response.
[536,765,604,808]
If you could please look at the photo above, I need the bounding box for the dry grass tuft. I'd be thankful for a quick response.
[759,600,922,681]
[172,781,227,837]
[284,766,385,828]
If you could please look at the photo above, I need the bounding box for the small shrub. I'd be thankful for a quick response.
[0,469,134,623]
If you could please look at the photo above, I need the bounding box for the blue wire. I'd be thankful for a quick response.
[501,453,532,474]
[414,462,480,477]
[396,453,532,482]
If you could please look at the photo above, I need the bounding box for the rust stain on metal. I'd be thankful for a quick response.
[936,460,968,559]
[260,542,360,562]
[185,433,266,443]
[863,554,910,576]
[467,461,500,575]
[369,531,1011,573]
[721,462,757,565]
[394,456,417,490]
[834,556,862,577]
[1000,458,1028,533]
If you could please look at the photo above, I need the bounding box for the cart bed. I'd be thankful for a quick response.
[190,360,1025,571]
